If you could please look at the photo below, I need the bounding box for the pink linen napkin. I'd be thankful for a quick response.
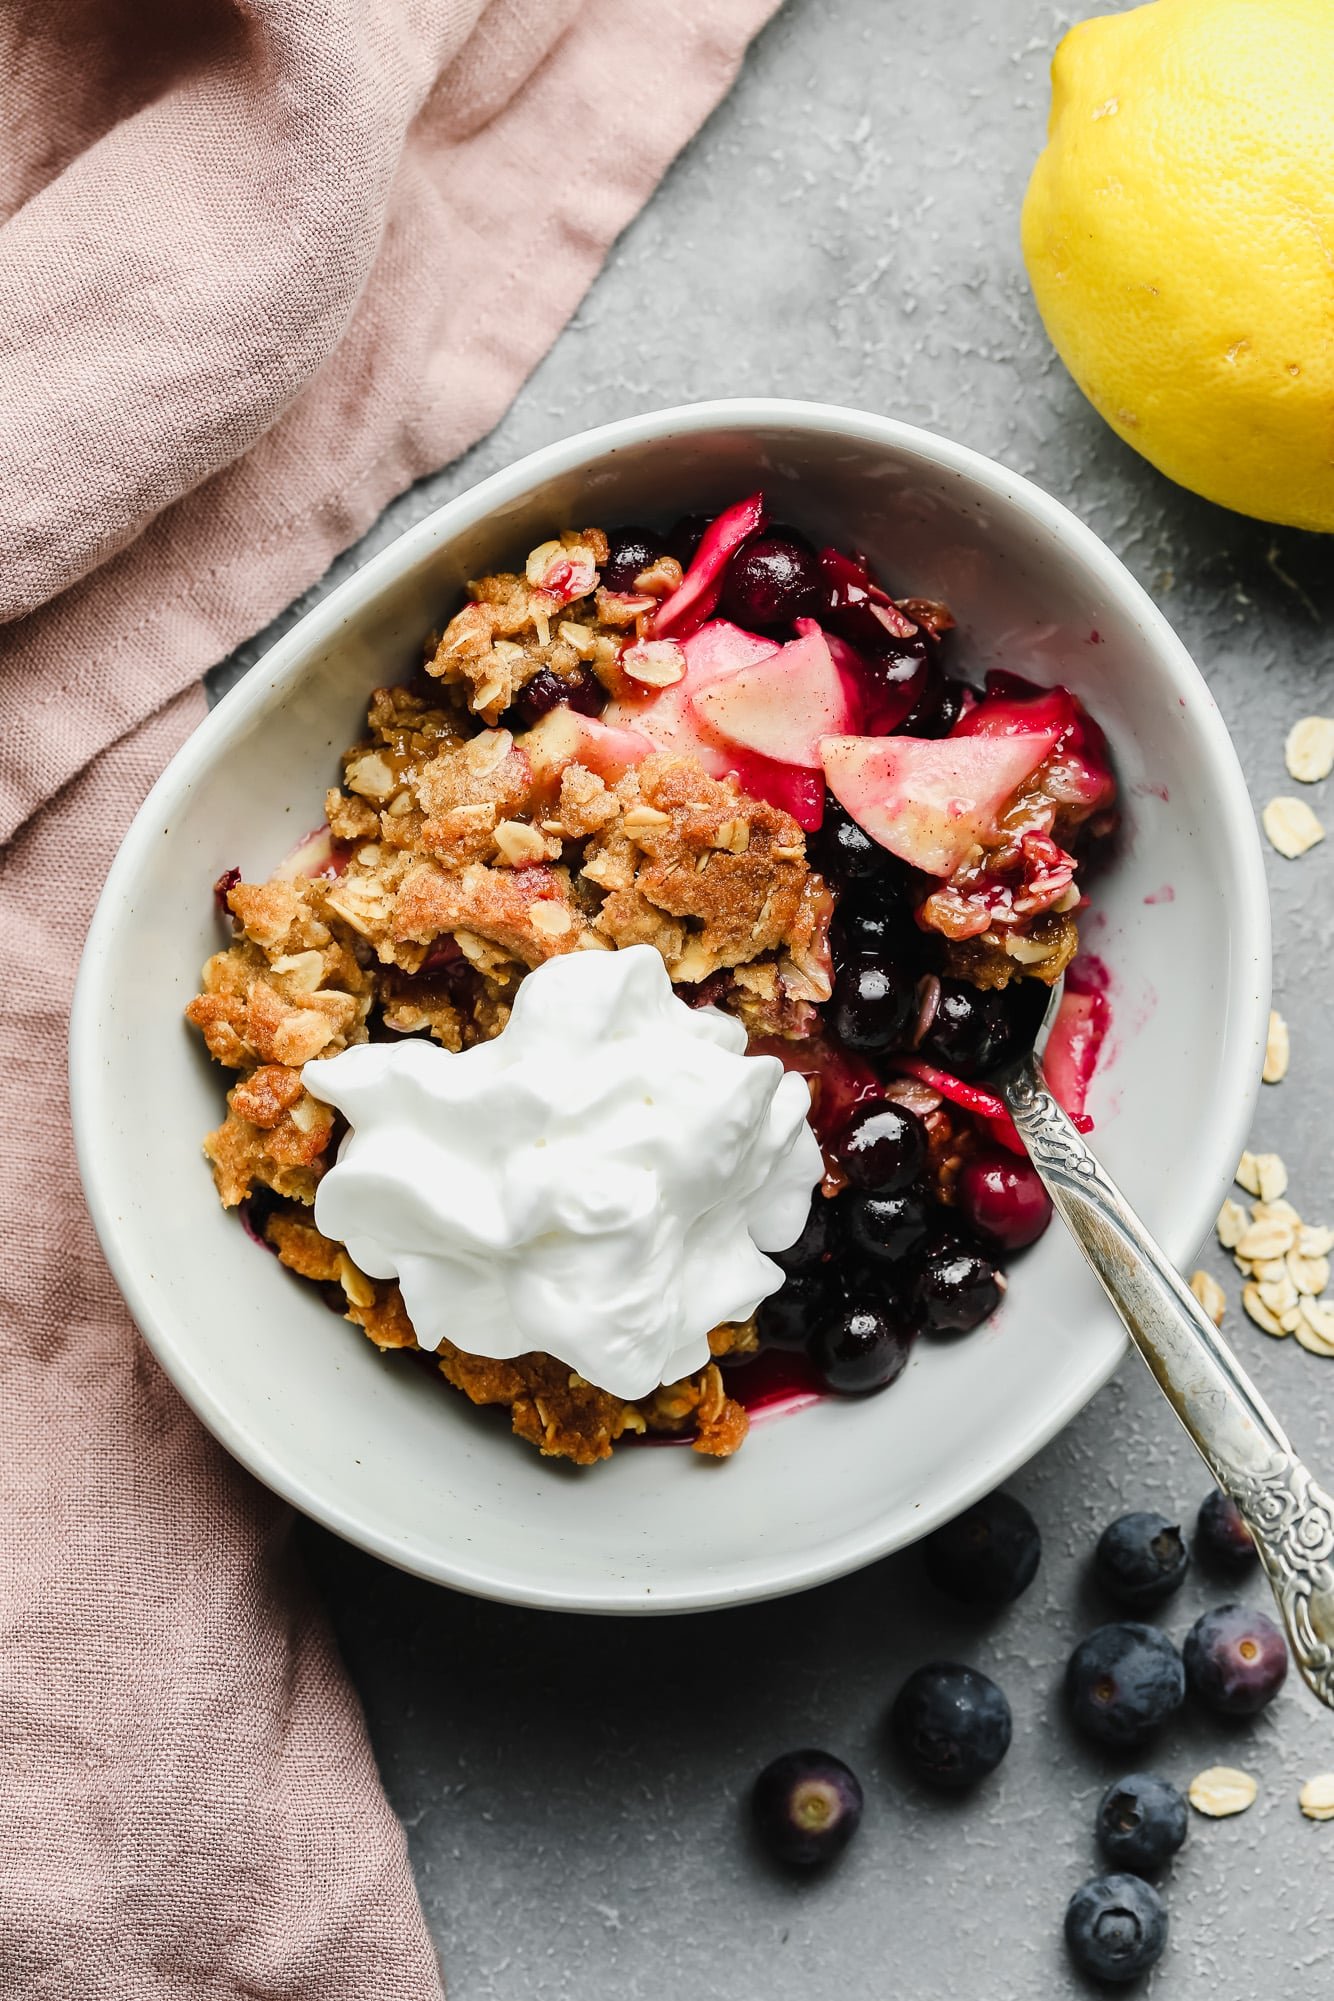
[0,3,777,1993]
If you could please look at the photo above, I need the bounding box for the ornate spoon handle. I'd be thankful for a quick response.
[1005,1054,1334,1710]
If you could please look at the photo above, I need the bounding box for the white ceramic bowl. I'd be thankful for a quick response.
[71,400,1269,1614]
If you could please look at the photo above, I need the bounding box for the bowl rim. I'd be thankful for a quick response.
[70,396,1271,1613]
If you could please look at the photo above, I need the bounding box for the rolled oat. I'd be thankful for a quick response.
[1262,1009,1290,1084]
[1299,1775,1334,1821]
[1189,1767,1257,1818]
[1263,796,1325,859]
[1284,716,1334,785]
[1190,1269,1226,1327]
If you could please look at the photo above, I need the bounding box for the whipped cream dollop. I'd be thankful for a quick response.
[303,945,821,1401]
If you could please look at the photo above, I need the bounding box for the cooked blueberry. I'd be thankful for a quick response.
[1183,1602,1288,1717]
[890,1662,1012,1789]
[1065,1874,1167,1984]
[513,664,605,724]
[920,980,1016,1078]
[831,886,917,962]
[1095,1512,1190,1608]
[758,1268,835,1350]
[957,1150,1053,1251]
[774,1197,839,1276]
[810,799,892,887]
[1065,1623,1185,1746]
[912,1240,1004,1334]
[721,530,822,627]
[844,1189,930,1266]
[751,1749,864,1869]
[831,957,916,1054]
[922,1491,1041,1610]
[666,512,711,568]
[1195,1489,1258,1572]
[834,1102,927,1194]
[811,1301,914,1394]
[600,525,670,593]
[900,674,969,739]
[1095,1773,1188,1873]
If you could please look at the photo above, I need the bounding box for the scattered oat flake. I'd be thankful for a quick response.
[1285,717,1334,785]
[1299,1775,1334,1821]
[1287,1250,1330,1298]
[1295,1298,1334,1356]
[1263,796,1325,859]
[1236,1216,1296,1261]
[1254,1198,1301,1226]
[1301,1224,1334,1257]
[1190,1766,1257,1818]
[1258,1273,1299,1315]
[1190,1269,1226,1327]
[1192,1264,1232,1328]
[1217,1198,1248,1249]
[1237,1153,1289,1203]
[1263,1010,1290,1084]
[1243,1284,1288,1337]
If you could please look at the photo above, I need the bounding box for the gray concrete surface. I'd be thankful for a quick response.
[214,2,1334,1991]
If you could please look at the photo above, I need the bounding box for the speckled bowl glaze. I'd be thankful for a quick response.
[70,400,1270,1614]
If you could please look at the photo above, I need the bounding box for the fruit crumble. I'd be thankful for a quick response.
[186,497,1118,1464]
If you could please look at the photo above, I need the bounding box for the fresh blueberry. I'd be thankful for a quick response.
[1065,1623,1185,1746]
[811,1300,914,1394]
[919,980,1016,1078]
[774,1196,839,1277]
[1065,1874,1168,1984]
[751,1749,864,1869]
[1095,1773,1188,1874]
[890,1662,1012,1789]
[844,1189,930,1267]
[810,799,893,888]
[758,1268,837,1351]
[957,1150,1053,1252]
[912,1238,1005,1334]
[721,530,822,627]
[512,664,605,725]
[1095,1512,1190,1609]
[1183,1602,1288,1717]
[830,957,916,1054]
[600,525,670,593]
[1195,1490,1258,1573]
[922,1491,1041,1610]
[834,1101,927,1194]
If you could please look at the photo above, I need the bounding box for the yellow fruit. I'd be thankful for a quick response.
[1022,0,1334,533]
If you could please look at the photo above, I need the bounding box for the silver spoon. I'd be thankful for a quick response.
[993,977,1334,1711]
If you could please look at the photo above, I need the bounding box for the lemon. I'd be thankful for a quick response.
[1022,0,1334,533]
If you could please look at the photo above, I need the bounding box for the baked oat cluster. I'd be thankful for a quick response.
[186,502,1119,1465]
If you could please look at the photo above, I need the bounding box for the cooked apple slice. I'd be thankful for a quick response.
[606,619,829,827]
[689,625,856,768]
[605,618,777,776]
[652,492,768,638]
[519,707,654,787]
[820,729,1058,878]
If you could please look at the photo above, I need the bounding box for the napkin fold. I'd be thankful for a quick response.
[0,2,777,1992]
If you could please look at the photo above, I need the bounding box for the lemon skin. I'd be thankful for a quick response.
[1022,0,1334,533]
